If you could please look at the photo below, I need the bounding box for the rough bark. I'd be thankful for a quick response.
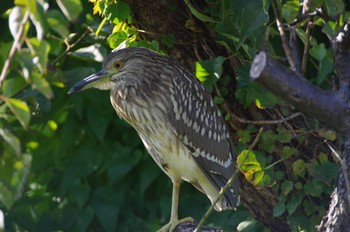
[250,24,350,231]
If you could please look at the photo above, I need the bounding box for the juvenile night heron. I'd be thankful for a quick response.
[68,47,239,231]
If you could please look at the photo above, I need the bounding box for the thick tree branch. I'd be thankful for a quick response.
[250,51,350,134]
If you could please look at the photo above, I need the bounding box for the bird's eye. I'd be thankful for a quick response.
[114,61,124,69]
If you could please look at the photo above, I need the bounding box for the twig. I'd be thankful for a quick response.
[301,20,312,76]
[195,128,264,232]
[324,140,350,210]
[49,29,90,66]
[272,0,295,70]
[230,112,303,125]
[0,10,30,88]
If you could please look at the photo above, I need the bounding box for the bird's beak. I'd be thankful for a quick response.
[67,69,111,94]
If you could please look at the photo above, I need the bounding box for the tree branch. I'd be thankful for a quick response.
[0,9,30,88]
[250,51,350,134]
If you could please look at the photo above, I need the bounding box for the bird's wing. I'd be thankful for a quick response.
[167,66,239,208]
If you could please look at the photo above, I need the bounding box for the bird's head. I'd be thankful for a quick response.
[68,47,161,94]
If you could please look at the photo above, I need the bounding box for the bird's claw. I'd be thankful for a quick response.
[157,217,195,232]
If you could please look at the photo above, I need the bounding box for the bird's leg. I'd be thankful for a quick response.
[157,179,194,232]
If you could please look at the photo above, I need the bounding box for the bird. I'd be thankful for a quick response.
[68,47,239,231]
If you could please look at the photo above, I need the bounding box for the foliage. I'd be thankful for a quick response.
[1,0,349,231]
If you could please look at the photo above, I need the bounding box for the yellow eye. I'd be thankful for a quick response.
[114,60,124,69]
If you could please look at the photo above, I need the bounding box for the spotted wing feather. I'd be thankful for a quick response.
[167,65,239,209]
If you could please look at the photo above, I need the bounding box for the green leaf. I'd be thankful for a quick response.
[287,191,303,214]
[108,31,128,49]
[213,96,224,104]
[276,128,292,143]
[237,129,252,144]
[309,43,327,61]
[71,44,107,62]
[29,1,48,40]
[195,56,225,91]
[236,2,269,49]
[0,181,14,209]
[303,200,315,216]
[184,0,217,23]
[74,206,94,231]
[273,201,286,217]
[281,0,300,23]
[28,38,50,73]
[260,130,276,153]
[316,129,336,141]
[237,149,270,187]
[324,0,344,17]
[0,129,21,155]
[57,0,83,21]
[304,180,324,197]
[281,181,293,196]
[160,34,175,48]
[105,0,132,23]
[47,9,69,38]
[292,159,306,177]
[281,146,297,159]
[31,72,54,99]
[236,82,279,108]
[87,104,113,141]
[91,188,122,232]
[308,161,338,181]
[3,97,31,129]
[316,56,333,85]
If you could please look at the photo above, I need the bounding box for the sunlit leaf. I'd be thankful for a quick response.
[2,97,31,129]
[281,0,300,23]
[237,149,270,187]
[103,0,132,24]
[195,56,225,91]
[47,9,69,38]
[71,44,107,62]
[57,0,83,21]
[28,38,50,73]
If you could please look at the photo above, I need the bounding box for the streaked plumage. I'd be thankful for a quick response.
[68,47,239,231]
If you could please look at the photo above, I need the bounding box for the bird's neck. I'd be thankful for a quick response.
[110,78,170,124]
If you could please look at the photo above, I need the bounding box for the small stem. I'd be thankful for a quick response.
[229,112,303,125]
[301,20,312,75]
[195,128,264,232]
[272,0,295,70]
[0,10,30,88]
[49,29,90,66]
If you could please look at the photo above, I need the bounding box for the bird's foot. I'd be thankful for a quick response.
[157,217,195,232]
